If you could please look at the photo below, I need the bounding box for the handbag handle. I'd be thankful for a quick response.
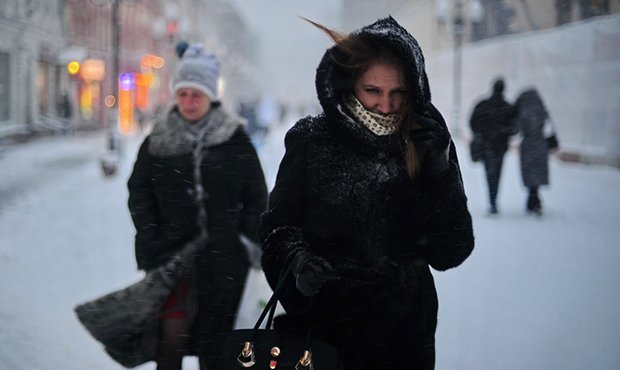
[252,261,293,332]
[238,257,316,369]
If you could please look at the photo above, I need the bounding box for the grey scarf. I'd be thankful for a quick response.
[148,106,244,157]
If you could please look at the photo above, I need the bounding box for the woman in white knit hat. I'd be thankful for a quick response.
[127,43,268,370]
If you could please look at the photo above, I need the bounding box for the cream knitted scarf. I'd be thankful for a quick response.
[343,94,401,136]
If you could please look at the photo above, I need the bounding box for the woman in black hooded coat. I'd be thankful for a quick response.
[260,17,474,370]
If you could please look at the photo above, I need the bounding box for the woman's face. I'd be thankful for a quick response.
[353,61,407,115]
[176,87,211,122]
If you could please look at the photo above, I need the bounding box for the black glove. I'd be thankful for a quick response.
[292,250,340,296]
[410,103,451,179]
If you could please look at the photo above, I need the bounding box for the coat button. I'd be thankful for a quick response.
[378,151,387,160]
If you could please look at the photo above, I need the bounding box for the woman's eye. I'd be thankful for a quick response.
[365,88,379,95]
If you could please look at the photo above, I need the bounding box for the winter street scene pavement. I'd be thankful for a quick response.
[1,121,619,369]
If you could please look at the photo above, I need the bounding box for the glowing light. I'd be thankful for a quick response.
[104,95,116,107]
[119,73,135,91]
[141,54,165,69]
[80,59,105,81]
[67,61,80,75]
[118,89,134,134]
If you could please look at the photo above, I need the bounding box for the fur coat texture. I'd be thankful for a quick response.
[260,17,474,369]
[127,104,267,365]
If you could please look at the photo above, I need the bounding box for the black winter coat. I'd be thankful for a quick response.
[516,89,550,187]
[260,17,474,369]
[470,93,518,152]
[127,105,267,363]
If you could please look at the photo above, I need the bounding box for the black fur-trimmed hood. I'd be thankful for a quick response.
[315,16,431,120]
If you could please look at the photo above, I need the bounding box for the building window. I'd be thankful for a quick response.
[0,52,9,121]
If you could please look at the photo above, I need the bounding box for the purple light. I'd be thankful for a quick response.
[119,73,135,90]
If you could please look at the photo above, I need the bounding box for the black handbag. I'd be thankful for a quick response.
[216,263,342,369]
[74,237,202,368]
[545,119,560,150]
[546,134,559,150]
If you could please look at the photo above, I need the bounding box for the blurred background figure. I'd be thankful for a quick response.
[469,77,518,215]
[56,92,73,135]
[127,43,267,370]
[515,88,554,216]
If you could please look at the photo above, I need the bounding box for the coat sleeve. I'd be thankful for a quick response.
[259,124,311,289]
[127,138,176,271]
[416,143,475,271]
[469,101,484,134]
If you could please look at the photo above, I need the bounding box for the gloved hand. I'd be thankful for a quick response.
[409,103,451,179]
[292,250,340,296]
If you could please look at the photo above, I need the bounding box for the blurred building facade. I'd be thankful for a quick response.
[0,0,256,142]
[341,0,619,51]
[0,1,68,138]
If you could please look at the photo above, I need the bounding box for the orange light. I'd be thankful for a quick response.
[141,54,165,69]
[151,56,165,69]
[80,59,105,81]
[118,89,134,134]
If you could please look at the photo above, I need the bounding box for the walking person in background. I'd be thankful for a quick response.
[127,43,267,370]
[469,77,518,214]
[515,88,552,216]
[260,17,474,370]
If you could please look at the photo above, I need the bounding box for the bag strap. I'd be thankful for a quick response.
[251,260,294,333]
[238,256,316,368]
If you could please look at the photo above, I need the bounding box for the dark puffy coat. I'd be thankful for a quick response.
[516,89,550,187]
[260,17,474,369]
[127,105,267,364]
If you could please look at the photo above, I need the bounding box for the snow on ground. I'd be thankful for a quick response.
[0,120,619,369]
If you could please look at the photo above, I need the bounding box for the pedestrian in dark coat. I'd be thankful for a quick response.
[127,44,267,370]
[469,77,518,214]
[260,17,474,370]
[515,88,551,215]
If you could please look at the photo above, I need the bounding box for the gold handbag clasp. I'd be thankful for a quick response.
[295,350,314,370]
[237,341,256,367]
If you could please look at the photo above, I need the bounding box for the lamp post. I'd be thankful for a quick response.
[90,0,122,176]
[152,2,191,106]
[435,0,484,139]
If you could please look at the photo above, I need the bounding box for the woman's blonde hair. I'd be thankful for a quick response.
[303,17,422,178]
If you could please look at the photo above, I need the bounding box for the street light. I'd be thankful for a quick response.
[435,0,484,139]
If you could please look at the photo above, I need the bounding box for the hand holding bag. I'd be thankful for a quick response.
[74,236,203,368]
[544,119,560,151]
[217,263,342,370]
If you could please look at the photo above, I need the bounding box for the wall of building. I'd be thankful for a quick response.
[426,14,620,166]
